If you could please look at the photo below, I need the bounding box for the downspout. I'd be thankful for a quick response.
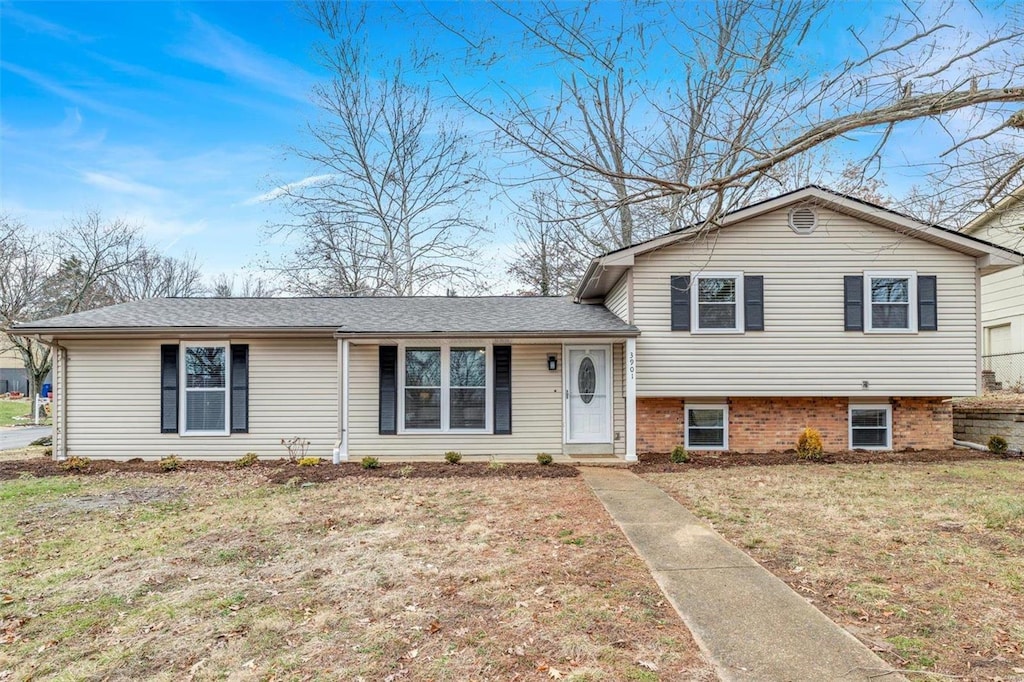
[26,335,67,461]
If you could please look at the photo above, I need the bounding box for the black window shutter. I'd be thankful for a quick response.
[493,345,512,435]
[844,275,864,331]
[670,275,691,331]
[744,275,764,331]
[379,346,398,435]
[918,275,938,331]
[160,344,179,433]
[230,345,249,433]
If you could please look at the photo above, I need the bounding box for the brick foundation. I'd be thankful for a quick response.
[636,396,952,454]
[891,397,952,450]
[728,397,849,452]
[636,398,686,454]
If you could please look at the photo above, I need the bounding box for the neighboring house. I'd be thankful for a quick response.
[14,187,1022,461]
[0,337,29,394]
[962,186,1024,389]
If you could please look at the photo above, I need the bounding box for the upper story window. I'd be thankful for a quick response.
[865,271,917,332]
[182,344,229,435]
[693,272,744,333]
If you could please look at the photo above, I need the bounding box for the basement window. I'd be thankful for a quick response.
[685,404,728,450]
[849,405,891,450]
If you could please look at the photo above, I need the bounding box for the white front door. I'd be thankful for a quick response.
[565,346,611,443]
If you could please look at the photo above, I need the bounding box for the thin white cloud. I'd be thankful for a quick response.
[0,61,147,123]
[3,5,94,43]
[80,171,164,200]
[244,174,336,205]
[171,12,315,104]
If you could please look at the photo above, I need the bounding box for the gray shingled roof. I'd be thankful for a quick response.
[14,296,638,336]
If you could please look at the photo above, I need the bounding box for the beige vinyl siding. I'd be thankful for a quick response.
[0,339,22,369]
[631,207,979,396]
[348,343,565,457]
[605,274,630,322]
[63,338,338,459]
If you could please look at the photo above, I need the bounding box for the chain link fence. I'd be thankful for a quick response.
[982,352,1024,391]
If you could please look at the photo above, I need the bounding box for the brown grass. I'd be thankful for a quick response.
[644,461,1024,680]
[0,468,714,681]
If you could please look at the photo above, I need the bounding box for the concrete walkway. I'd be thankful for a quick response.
[581,467,904,682]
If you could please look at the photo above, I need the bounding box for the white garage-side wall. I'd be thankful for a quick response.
[63,337,338,460]
[630,206,980,397]
[970,204,1024,387]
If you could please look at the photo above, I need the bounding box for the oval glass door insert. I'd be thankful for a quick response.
[578,356,596,404]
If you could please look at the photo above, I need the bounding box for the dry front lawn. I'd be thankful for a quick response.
[645,461,1024,680]
[0,467,714,681]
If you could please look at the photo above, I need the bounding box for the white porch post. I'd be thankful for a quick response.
[625,337,637,462]
[334,339,350,463]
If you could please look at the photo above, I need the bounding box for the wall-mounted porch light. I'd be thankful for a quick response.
[547,354,558,371]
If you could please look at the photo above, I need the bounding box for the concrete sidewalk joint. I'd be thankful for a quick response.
[580,467,905,682]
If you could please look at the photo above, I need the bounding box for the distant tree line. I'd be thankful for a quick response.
[0,212,274,399]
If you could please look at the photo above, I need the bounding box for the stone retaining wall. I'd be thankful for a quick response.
[953,405,1024,451]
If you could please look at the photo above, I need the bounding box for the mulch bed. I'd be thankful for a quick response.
[2,448,1015,482]
[631,447,1011,473]
[0,456,579,482]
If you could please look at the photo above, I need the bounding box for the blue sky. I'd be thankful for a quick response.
[1,1,1015,286]
[2,1,325,276]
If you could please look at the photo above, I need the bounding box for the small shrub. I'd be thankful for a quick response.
[536,452,553,466]
[159,454,183,471]
[280,436,310,459]
[236,452,259,468]
[60,455,90,472]
[796,427,825,460]
[361,456,380,470]
[487,456,506,471]
[444,450,463,465]
[988,435,1009,455]
[296,456,321,467]
[398,464,414,478]
[670,445,690,464]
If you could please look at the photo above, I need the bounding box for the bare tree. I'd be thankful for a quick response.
[266,2,486,296]
[507,191,588,296]
[0,216,53,399]
[431,0,1024,243]
[0,212,150,398]
[107,248,206,300]
[210,273,278,298]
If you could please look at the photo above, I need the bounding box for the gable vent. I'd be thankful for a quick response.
[788,206,818,234]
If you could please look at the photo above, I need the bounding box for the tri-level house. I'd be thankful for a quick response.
[15,187,1022,462]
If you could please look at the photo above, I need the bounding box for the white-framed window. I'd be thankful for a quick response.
[181,343,230,436]
[865,271,917,333]
[685,404,728,450]
[849,404,892,450]
[400,343,491,433]
[692,272,744,333]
